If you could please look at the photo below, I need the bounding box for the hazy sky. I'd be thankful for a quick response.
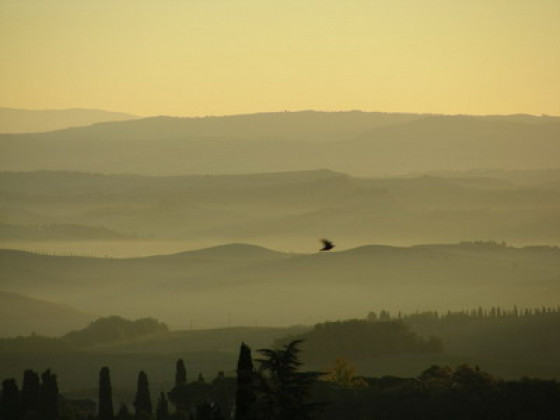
[1,0,559,117]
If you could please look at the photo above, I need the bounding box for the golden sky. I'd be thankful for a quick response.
[1,0,559,116]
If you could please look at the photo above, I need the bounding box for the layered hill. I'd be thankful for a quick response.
[1,169,559,248]
[1,111,558,176]
[0,107,138,134]
[1,243,559,329]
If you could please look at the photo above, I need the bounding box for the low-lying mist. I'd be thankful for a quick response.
[2,242,559,332]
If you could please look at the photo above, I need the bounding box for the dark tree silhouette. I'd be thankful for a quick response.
[195,401,225,420]
[175,359,187,388]
[156,392,169,420]
[40,369,59,420]
[98,366,114,420]
[256,340,321,420]
[211,371,233,419]
[235,342,256,420]
[3,356,560,420]
[168,361,189,415]
[133,371,152,417]
[1,378,20,420]
[21,369,41,417]
[116,403,131,420]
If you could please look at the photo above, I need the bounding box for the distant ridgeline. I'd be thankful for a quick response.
[0,316,169,353]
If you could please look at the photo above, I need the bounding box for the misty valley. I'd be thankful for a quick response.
[1,111,560,419]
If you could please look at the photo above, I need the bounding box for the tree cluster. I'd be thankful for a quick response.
[1,369,59,420]
[0,316,170,355]
[64,316,169,347]
[313,364,560,419]
[275,320,442,363]
[368,306,560,364]
[168,340,320,420]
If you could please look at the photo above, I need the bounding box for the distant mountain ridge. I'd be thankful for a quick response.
[7,110,558,140]
[0,107,139,134]
[1,111,558,176]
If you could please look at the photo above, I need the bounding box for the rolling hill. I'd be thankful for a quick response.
[1,243,559,330]
[1,111,558,176]
[1,169,559,249]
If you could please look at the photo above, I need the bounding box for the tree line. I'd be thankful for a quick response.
[3,339,560,419]
[1,340,320,420]
[367,305,560,323]
[366,306,560,365]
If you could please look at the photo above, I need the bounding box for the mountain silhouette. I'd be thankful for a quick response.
[1,111,558,176]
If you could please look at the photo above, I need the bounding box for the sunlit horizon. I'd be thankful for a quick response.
[2,0,559,117]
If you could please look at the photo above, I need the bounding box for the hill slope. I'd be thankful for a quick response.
[0,107,138,133]
[0,291,94,337]
[1,243,559,329]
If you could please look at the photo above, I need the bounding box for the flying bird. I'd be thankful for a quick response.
[319,239,335,252]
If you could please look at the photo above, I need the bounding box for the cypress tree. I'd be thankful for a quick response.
[1,378,20,420]
[98,366,114,420]
[168,360,188,413]
[235,342,256,420]
[156,392,169,420]
[133,371,152,417]
[175,359,187,387]
[40,369,59,420]
[21,369,41,417]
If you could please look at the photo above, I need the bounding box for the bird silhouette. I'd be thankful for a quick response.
[319,239,335,251]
